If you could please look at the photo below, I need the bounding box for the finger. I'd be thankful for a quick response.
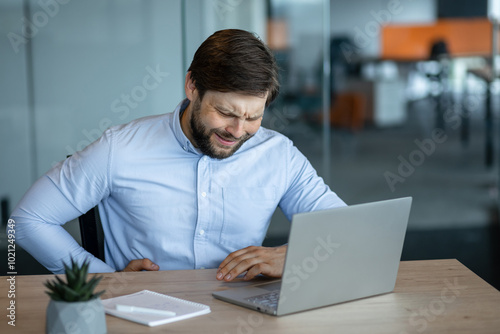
[217,247,253,273]
[221,255,263,281]
[123,260,142,272]
[123,258,159,272]
[217,246,287,280]
[243,263,269,280]
[217,248,260,280]
[139,258,160,271]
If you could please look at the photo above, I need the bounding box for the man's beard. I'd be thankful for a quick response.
[189,98,253,159]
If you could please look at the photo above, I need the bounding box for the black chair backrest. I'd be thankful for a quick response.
[429,39,449,61]
[78,206,106,262]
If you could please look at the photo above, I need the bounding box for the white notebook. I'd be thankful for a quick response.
[102,290,211,327]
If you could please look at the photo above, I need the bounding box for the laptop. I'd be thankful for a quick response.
[212,197,412,316]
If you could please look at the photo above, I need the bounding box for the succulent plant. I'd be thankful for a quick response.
[44,258,105,302]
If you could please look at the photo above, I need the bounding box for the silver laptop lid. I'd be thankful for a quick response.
[277,197,412,315]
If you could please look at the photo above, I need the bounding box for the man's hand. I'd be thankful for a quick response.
[122,258,160,272]
[216,245,287,281]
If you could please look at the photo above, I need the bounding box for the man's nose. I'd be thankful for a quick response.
[226,118,245,139]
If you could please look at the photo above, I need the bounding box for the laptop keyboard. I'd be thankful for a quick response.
[246,290,280,309]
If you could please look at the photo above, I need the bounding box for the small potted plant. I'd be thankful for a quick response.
[44,258,107,334]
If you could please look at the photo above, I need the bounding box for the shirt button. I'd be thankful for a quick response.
[200,266,206,269]
[199,229,205,235]
[183,146,187,151]
[201,192,207,197]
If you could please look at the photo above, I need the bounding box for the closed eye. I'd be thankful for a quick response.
[215,108,234,118]
[219,111,234,118]
[216,107,262,121]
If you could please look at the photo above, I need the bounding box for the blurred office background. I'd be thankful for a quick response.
[1,0,499,289]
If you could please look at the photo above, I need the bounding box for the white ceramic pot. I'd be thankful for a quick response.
[46,298,107,334]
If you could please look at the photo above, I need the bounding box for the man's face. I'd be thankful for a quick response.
[188,90,266,159]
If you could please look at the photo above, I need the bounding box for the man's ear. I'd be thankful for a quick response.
[185,71,197,101]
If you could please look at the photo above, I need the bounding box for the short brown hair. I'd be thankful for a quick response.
[188,29,279,107]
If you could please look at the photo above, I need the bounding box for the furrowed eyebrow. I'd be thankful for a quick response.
[247,113,263,121]
[215,105,262,121]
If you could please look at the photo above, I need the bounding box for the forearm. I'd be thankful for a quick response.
[9,215,114,274]
[9,175,115,274]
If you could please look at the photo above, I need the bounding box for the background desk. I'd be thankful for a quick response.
[465,66,495,167]
[1,259,499,333]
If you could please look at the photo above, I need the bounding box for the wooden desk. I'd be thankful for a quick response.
[1,259,499,333]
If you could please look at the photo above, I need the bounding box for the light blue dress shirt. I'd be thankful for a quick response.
[10,99,346,273]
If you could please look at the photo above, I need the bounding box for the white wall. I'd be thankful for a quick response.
[330,0,437,58]
[0,0,34,211]
[0,0,185,215]
[30,0,184,174]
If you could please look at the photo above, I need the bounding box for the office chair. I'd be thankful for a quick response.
[426,39,451,130]
[78,205,106,262]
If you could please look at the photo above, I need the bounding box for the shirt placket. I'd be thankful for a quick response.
[193,155,210,269]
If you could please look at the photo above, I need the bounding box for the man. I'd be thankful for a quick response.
[10,29,345,281]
